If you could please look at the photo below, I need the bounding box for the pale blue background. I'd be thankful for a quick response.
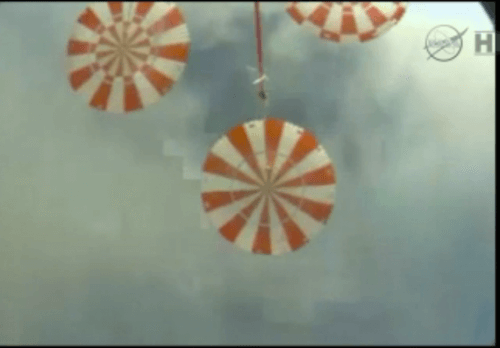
[0,2,495,345]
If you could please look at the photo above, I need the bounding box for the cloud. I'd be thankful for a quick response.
[0,1,495,345]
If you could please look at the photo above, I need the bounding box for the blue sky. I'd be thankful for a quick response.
[0,2,495,345]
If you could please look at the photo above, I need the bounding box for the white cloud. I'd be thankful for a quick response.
[0,1,494,345]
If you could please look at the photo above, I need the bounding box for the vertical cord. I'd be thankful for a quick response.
[254,2,266,100]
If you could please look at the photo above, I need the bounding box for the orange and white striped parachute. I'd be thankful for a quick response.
[66,2,190,113]
[286,2,408,43]
[201,117,337,256]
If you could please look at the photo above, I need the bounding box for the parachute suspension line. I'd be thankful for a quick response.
[253,2,267,103]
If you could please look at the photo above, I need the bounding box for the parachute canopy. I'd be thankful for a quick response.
[201,117,336,255]
[286,2,408,43]
[66,2,190,113]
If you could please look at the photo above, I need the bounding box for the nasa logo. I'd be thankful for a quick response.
[424,25,468,62]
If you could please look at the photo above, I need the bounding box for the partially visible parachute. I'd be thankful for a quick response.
[66,2,190,113]
[286,2,408,43]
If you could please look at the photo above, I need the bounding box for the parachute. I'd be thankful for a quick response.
[200,3,337,255]
[201,117,336,255]
[66,2,190,113]
[286,2,408,43]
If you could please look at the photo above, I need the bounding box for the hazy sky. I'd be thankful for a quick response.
[0,2,495,345]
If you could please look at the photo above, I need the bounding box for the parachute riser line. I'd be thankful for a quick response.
[253,1,267,103]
